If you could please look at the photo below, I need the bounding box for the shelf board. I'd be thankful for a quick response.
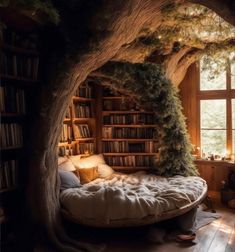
[111,166,152,170]
[73,96,94,102]
[103,124,156,128]
[73,118,94,122]
[75,138,95,141]
[1,112,25,117]
[1,145,23,151]
[102,111,153,114]
[58,141,77,147]
[63,118,71,123]
[103,153,156,156]
[0,43,39,55]
[0,186,18,194]
[102,138,158,142]
[0,74,40,83]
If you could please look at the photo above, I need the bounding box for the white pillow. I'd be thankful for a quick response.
[98,164,114,178]
[69,155,83,167]
[58,156,68,165]
[58,159,76,172]
[71,154,106,169]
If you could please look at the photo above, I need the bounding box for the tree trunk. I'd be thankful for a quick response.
[25,0,235,250]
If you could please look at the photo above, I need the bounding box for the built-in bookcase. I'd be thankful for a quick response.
[0,26,40,226]
[58,82,96,156]
[101,88,159,172]
[59,84,159,172]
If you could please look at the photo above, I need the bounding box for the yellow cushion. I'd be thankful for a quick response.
[78,167,99,184]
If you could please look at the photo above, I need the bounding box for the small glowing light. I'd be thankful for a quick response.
[178,37,182,42]
[158,35,162,39]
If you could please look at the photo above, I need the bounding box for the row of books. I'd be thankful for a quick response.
[0,86,26,114]
[76,142,95,154]
[58,146,75,156]
[1,29,39,50]
[74,85,92,98]
[0,52,39,80]
[102,141,159,153]
[60,124,73,142]
[103,100,137,111]
[105,156,154,167]
[102,127,155,139]
[74,104,91,118]
[0,160,18,190]
[0,123,23,148]
[73,124,91,138]
[103,114,154,124]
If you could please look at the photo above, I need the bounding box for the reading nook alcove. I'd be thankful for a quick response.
[0,1,235,252]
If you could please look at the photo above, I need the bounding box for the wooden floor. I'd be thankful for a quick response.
[67,192,235,252]
[103,210,235,252]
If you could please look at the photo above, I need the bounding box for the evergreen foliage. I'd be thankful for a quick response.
[100,62,198,177]
[0,0,59,24]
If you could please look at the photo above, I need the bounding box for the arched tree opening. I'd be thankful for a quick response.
[1,0,234,251]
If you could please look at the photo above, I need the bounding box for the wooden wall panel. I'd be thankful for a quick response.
[179,63,199,148]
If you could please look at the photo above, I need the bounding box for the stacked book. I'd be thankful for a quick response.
[103,114,154,124]
[60,124,73,142]
[0,52,39,80]
[73,124,91,138]
[102,127,155,139]
[0,160,18,190]
[74,103,91,118]
[0,86,25,114]
[105,156,154,167]
[0,124,23,148]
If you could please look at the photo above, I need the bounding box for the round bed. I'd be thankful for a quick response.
[60,170,207,228]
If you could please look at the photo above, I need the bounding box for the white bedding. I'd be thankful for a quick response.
[60,171,207,225]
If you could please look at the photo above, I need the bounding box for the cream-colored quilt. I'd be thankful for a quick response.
[60,171,206,225]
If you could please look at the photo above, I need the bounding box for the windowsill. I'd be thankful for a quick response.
[195,159,235,166]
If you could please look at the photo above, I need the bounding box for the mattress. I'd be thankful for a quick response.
[60,171,207,227]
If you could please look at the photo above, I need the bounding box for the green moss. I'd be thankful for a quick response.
[100,62,198,177]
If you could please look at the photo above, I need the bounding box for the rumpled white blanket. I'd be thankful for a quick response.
[60,172,206,224]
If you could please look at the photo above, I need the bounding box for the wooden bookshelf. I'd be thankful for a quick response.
[58,81,97,156]
[102,111,154,114]
[101,88,159,170]
[103,124,156,128]
[0,25,40,227]
[102,138,158,141]
[103,153,157,156]
[58,85,159,171]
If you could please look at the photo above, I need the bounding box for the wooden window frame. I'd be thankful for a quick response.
[197,62,235,157]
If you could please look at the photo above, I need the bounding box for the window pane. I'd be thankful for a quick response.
[232,63,235,89]
[200,64,226,90]
[201,100,226,129]
[201,130,226,157]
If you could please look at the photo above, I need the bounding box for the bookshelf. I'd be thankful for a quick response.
[0,24,40,231]
[101,88,159,172]
[59,84,159,172]
[58,81,96,156]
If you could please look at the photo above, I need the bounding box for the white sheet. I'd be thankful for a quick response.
[60,171,206,224]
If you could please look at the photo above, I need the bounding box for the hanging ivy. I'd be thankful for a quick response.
[99,61,198,177]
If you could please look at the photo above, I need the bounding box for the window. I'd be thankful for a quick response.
[199,60,235,159]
